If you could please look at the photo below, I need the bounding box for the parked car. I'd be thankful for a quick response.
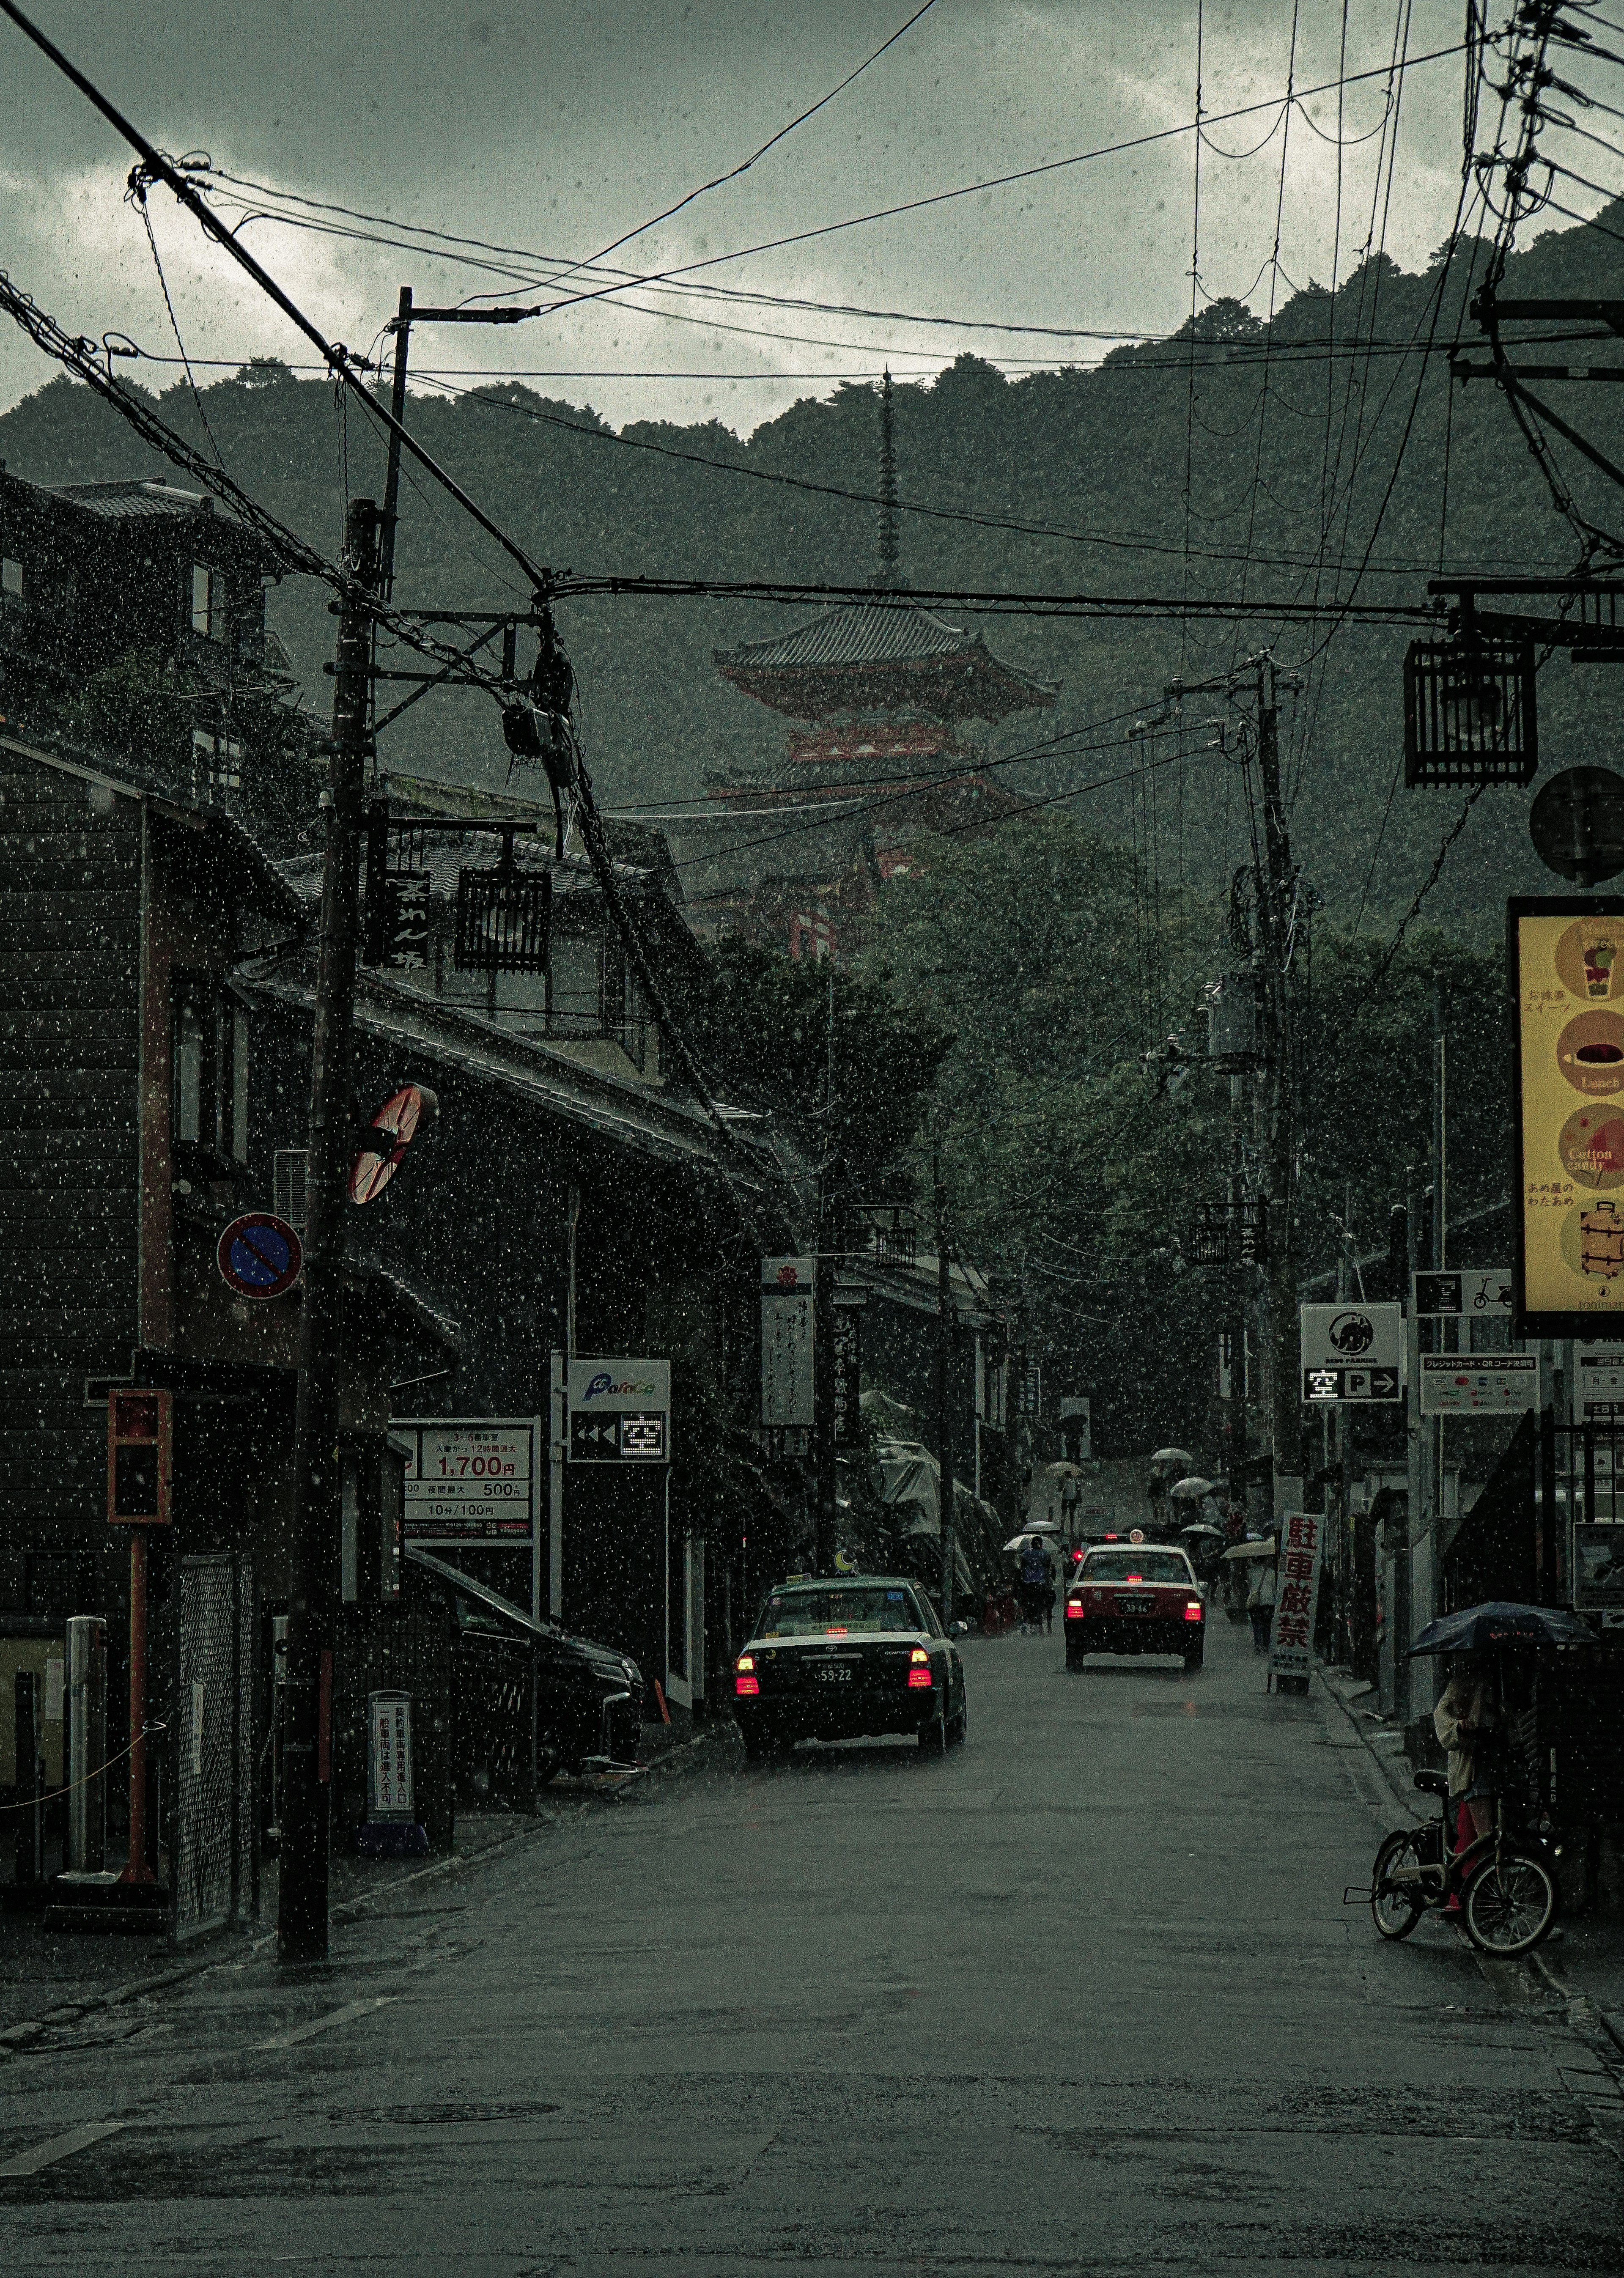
[1064,1542,1206,1673]
[732,1575,968,1759]
[404,1547,642,1794]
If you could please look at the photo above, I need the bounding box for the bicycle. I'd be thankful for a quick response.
[1365,1769,1556,1957]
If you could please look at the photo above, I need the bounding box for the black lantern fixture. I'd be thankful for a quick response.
[1403,634,1538,787]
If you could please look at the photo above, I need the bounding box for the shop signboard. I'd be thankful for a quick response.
[397,1416,538,1546]
[1578,1350,1624,1416]
[1299,1304,1402,1402]
[566,1360,671,1462]
[1511,896,1624,1335]
[1267,1512,1325,1685]
[1418,1353,1541,1416]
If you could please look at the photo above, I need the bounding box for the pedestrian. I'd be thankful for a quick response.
[1019,1536,1054,1634]
[1246,1543,1277,1654]
[1433,1664,1498,1906]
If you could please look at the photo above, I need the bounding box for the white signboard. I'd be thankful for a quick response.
[1413,1269,1513,1318]
[1267,1512,1325,1685]
[1300,1303,1403,1403]
[1418,1353,1541,1416]
[566,1358,672,1462]
[1579,1350,1624,1415]
[368,1691,414,1822]
[398,1416,538,1546]
[761,1258,815,1428]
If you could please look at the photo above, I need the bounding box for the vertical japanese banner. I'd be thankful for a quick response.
[1267,1513,1325,1685]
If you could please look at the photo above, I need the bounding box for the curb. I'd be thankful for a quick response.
[1313,1663,1425,1823]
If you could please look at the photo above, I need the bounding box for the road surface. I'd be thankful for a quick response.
[0,1612,1616,2273]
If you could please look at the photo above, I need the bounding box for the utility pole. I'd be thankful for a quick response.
[1249,653,1303,1523]
[812,963,838,1576]
[379,285,412,597]
[277,496,382,1964]
[934,1161,957,1624]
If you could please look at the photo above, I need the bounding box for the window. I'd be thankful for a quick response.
[757,1585,921,1637]
[191,728,243,795]
[171,976,247,1161]
[1,557,21,598]
[191,563,214,637]
[173,991,204,1147]
[1081,1551,1192,1585]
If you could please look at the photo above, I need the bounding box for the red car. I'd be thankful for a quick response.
[1064,1542,1206,1674]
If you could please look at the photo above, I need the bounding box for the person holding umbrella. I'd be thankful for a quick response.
[1246,1537,1278,1654]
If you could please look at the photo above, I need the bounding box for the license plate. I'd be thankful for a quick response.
[814,1666,853,1684]
[1117,1597,1154,1615]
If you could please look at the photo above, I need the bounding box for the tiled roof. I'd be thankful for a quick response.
[50,479,215,522]
[717,601,982,673]
[714,598,1059,723]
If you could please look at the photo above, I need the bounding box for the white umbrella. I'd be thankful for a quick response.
[1221,1536,1279,1562]
[1003,1526,1059,1551]
[1149,1446,1195,1467]
[1169,1476,1216,1501]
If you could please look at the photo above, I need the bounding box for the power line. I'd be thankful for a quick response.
[551,0,938,288]
[533,38,1472,323]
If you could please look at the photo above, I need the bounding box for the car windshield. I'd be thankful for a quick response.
[1081,1551,1191,1584]
[758,1585,919,1636]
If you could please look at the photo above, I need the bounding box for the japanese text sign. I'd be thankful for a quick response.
[397,1417,538,1545]
[1300,1304,1402,1403]
[1267,1513,1325,1685]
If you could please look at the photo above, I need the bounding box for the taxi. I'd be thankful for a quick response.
[1064,1535,1205,1673]
[732,1575,968,1759]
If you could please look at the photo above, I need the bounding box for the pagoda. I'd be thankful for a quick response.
[699,374,1059,962]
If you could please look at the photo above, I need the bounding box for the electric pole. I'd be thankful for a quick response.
[934,1161,957,1624]
[1251,652,1303,1522]
[278,496,382,1963]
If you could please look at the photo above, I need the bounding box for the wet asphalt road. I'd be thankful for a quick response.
[0,1613,1619,2275]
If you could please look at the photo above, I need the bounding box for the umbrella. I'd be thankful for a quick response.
[1407,1601,1597,1656]
[1178,1521,1225,1539]
[1149,1447,1194,1467]
[1168,1476,1215,1500]
[1045,1461,1083,1478]
[1003,1529,1059,1552]
[1221,1537,1278,1562]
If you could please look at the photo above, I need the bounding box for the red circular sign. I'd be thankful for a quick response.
[217,1213,303,1299]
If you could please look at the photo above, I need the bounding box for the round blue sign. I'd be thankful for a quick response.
[217,1213,303,1300]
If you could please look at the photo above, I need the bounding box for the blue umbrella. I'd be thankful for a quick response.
[1407,1601,1597,1656]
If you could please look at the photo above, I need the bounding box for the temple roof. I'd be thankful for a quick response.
[714,599,1059,725]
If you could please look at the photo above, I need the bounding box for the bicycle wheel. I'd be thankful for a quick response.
[1464,1849,1556,1957]
[1371,1828,1425,1941]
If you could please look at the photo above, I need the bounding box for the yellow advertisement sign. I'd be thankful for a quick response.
[1514,900,1624,1330]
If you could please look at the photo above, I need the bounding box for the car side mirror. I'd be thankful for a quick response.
[952,1619,971,1636]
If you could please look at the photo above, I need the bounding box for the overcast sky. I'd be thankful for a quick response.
[0,2,1565,434]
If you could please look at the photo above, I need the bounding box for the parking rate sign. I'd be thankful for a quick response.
[1299,1303,1403,1403]
[1268,1513,1325,1685]
[398,1418,538,1546]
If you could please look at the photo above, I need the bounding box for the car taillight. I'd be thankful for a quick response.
[735,1653,759,1697]
[1065,1597,1084,1618]
[908,1647,933,1689]
[1184,1601,1204,1622]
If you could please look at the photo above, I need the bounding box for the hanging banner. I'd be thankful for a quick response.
[761,1259,815,1429]
[832,1300,863,1448]
[1512,896,1624,1335]
[1267,1512,1325,1685]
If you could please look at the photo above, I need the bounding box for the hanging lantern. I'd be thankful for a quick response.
[453,862,551,974]
[1404,635,1537,787]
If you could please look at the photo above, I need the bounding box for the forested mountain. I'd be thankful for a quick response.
[5,202,1624,936]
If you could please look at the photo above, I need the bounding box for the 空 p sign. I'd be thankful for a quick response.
[217,1212,303,1300]
[565,1357,672,1463]
[1299,1302,1402,1403]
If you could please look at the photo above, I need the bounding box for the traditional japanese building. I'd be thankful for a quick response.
[685,375,1059,962]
